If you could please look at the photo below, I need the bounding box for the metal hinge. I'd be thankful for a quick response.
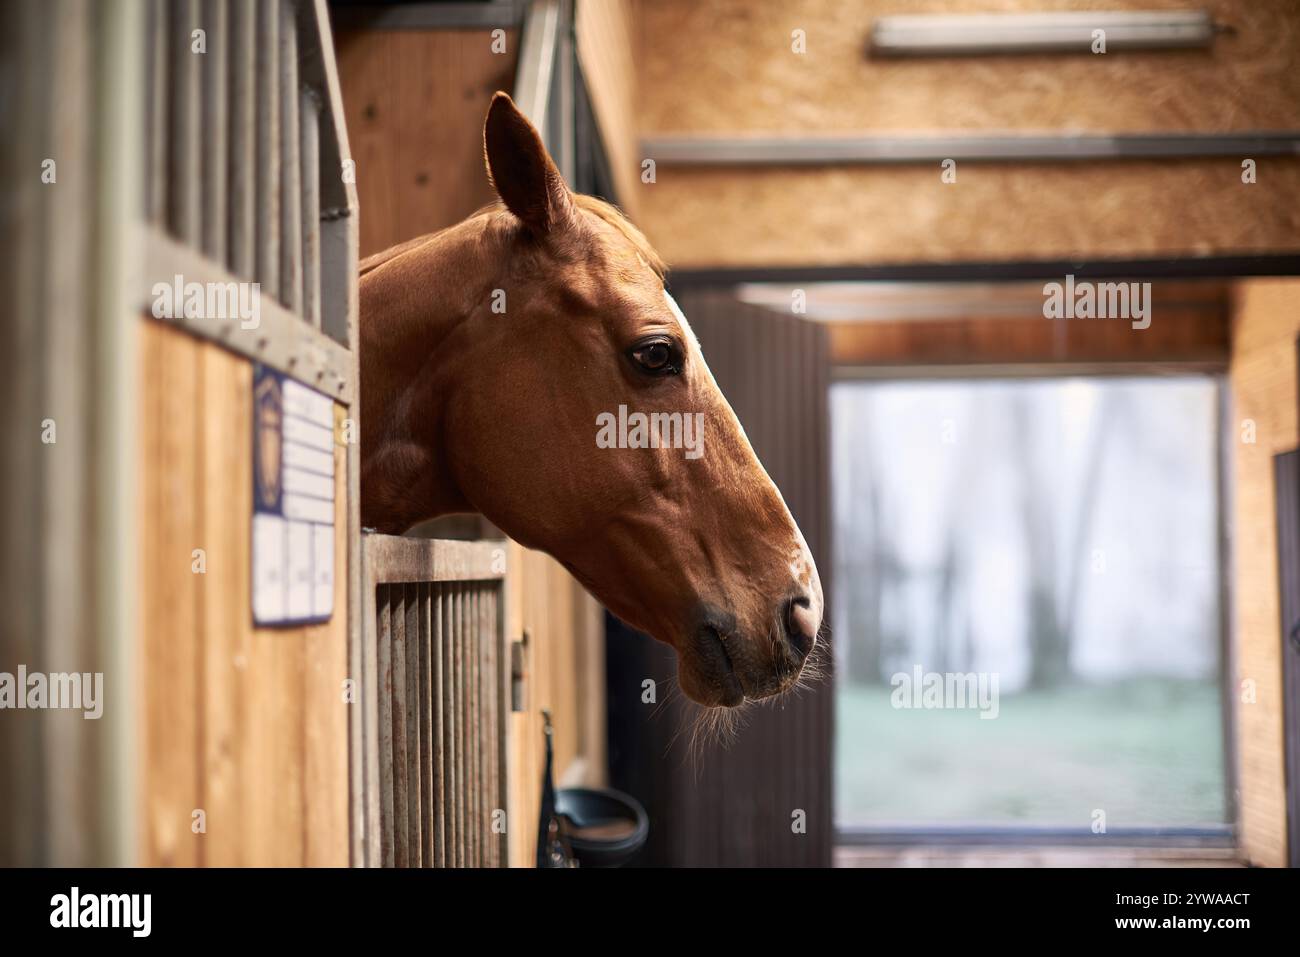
[511,629,530,712]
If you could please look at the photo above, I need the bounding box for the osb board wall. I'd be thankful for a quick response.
[1228,277,1300,868]
[505,544,605,868]
[138,320,349,866]
[334,29,519,259]
[637,160,1300,269]
[636,0,1300,134]
[577,0,640,215]
[631,0,1300,267]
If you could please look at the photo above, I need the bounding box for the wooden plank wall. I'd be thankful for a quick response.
[505,545,606,868]
[138,319,350,866]
[333,27,519,259]
[631,0,1300,268]
[1228,277,1300,868]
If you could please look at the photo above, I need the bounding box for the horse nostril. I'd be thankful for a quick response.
[783,597,817,664]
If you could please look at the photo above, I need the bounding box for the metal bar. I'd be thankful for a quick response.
[200,0,228,262]
[469,587,481,866]
[298,0,358,349]
[455,585,467,867]
[376,586,395,868]
[255,0,280,296]
[227,0,256,280]
[547,0,575,184]
[144,0,168,225]
[483,582,491,868]
[279,0,303,313]
[513,0,561,136]
[301,87,322,328]
[447,579,462,863]
[94,0,145,867]
[169,0,202,243]
[643,131,1300,167]
[404,583,422,866]
[497,581,510,866]
[479,586,492,867]
[432,586,445,867]
[666,254,1300,289]
[359,533,380,865]
[419,584,433,867]
[870,11,1215,57]
[138,226,353,403]
[391,584,409,867]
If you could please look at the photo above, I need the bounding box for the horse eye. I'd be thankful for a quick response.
[631,341,679,375]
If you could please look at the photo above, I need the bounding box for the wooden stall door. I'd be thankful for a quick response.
[138,321,351,866]
[606,290,833,867]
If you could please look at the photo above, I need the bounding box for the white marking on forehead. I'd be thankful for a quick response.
[664,289,697,345]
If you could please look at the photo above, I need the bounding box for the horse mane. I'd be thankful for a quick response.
[358,194,667,281]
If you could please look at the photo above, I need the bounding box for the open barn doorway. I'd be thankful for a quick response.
[831,374,1230,841]
[653,274,1248,867]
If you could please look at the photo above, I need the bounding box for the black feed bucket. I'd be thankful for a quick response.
[538,711,648,867]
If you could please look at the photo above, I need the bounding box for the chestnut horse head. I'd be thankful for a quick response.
[359,93,822,708]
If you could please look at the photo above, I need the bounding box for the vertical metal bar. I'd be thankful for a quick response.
[496,580,510,867]
[169,0,202,244]
[419,583,433,867]
[391,583,408,867]
[358,543,380,867]
[254,0,280,295]
[278,0,302,313]
[144,0,168,225]
[434,582,444,868]
[443,582,458,865]
[93,0,145,867]
[404,583,421,867]
[300,86,322,327]
[477,586,488,867]
[227,0,256,280]
[199,0,228,262]
[473,587,483,863]
[486,585,499,867]
[376,585,394,868]
[455,584,467,867]
[479,586,491,867]
[428,582,444,868]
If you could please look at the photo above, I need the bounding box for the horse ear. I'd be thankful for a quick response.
[483,91,574,235]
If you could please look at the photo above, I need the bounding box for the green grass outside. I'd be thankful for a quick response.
[835,678,1227,827]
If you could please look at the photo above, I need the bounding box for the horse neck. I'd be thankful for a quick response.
[359,219,500,532]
